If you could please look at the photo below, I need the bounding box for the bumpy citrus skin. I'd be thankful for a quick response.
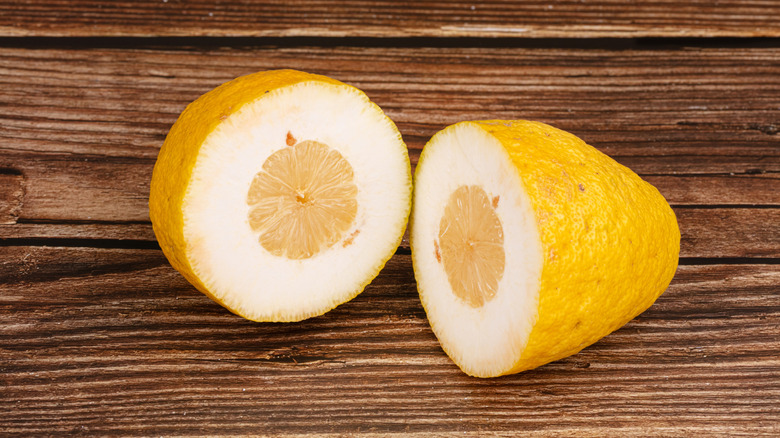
[484,120,679,373]
[413,120,680,375]
[149,70,410,321]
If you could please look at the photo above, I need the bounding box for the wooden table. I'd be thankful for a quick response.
[2,1,779,436]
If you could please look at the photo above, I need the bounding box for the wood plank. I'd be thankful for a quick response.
[1,247,778,435]
[2,206,779,260]
[675,208,780,258]
[0,46,777,209]
[1,46,777,171]
[1,149,779,259]
[1,149,777,224]
[644,173,780,206]
[0,222,156,243]
[1,0,779,38]
[0,46,777,256]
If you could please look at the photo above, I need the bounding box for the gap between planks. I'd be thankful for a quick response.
[1,36,780,50]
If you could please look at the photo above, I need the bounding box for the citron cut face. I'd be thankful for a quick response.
[150,70,412,322]
[411,120,680,377]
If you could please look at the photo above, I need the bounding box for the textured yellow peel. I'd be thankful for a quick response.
[413,120,680,376]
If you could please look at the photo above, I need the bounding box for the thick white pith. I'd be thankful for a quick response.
[182,82,411,321]
[412,123,543,377]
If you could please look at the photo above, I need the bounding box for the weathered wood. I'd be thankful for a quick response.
[1,148,778,221]
[1,46,777,169]
[0,222,156,243]
[0,154,154,223]
[0,45,777,227]
[676,208,780,258]
[1,247,778,435]
[2,207,779,259]
[2,147,779,259]
[644,173,780,206]
[1,0,779,38]
[1,7,779,434]
[0,169,24,224]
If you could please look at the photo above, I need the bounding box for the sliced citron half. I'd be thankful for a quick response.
[411,120,680,377]
[150,70,411,322]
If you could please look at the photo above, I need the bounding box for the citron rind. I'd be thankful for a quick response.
[412,120,680,377]
[150,70,411,322]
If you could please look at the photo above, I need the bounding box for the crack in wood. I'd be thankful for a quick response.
[678,257,780,265]
[2,36,780,50]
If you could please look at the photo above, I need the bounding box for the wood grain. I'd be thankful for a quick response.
[0,152,777,227]
[1,0,779,38]
[1,247,778,435]
[0,169,24,224]
[2,8,779,435]
[3,207,779,260]
[0,46,777,208]
[0,45,777,259]
[2,154,778,228]
[1,46,777,168]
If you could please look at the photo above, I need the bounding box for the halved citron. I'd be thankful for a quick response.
[411,120,680,377]
[150,70,411,322]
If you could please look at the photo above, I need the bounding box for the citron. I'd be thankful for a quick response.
[150,70,411,322]
[411,120,680,377]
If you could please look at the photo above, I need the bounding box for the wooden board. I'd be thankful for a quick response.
[2,4,779,436]
[1,0,779,38]
[1,46,778,166]
[1,247,779,435]
[1,45,778,261]
[3,207,780,260]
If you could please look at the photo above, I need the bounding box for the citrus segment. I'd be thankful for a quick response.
[438,185,505,308]
[247,140,358,260]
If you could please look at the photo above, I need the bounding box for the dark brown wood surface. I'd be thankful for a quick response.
[1,0,780,38]
[1,4,779,437]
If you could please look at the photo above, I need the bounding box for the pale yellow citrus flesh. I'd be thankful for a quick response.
[247,140,358,260]
[438,185,505,308]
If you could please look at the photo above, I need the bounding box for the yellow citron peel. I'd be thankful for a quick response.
[411,120,680,377]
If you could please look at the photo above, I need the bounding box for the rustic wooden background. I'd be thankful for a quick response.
[1,1,779,436]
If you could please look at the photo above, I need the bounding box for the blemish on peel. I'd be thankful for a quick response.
[434,239,442,263]
[578,183,585,192]
[286,131,297,146]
